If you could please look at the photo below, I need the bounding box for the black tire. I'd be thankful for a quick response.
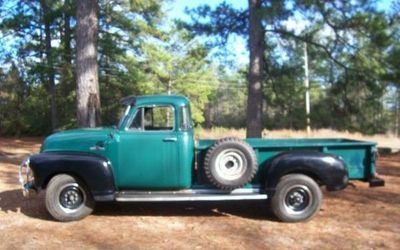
[271,174,322,223]
[45,174,95,222]
[204,137,257,190]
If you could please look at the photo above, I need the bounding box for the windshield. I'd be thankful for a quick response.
[117,105,131,129]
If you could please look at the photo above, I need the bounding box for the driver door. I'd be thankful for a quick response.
[117,105,180,189]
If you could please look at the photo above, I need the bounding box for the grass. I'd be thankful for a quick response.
[196,127,400,149]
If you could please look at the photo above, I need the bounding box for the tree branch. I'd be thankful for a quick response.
[268,28,350,70]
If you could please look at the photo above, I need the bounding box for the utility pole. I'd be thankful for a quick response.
[304,42,311,136]
[166,78,172,126]
[167,79,172,95]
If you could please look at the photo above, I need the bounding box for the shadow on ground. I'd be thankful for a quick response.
[0,189,50,220]
[94,200,275,221]
[0,189,276,221]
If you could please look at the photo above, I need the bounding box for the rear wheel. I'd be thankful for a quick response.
[271,174,322,222]
[45,174,95,222]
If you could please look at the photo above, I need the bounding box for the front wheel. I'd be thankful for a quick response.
[271,174,322,223]
[45,174,95,222]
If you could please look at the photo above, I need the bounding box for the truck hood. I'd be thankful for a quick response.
[41,127,114,153]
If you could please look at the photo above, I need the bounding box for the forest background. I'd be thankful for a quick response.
[1,0,399,137]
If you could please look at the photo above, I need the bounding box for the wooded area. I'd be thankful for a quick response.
[0,0,399,137]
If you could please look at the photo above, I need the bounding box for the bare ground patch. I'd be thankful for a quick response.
[0,137,399,249]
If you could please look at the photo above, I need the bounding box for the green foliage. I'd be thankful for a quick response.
[1,0,400,136]
[0,0,221,134]
[0,64,26,135]
[136,29,219,124]
[23,85,52,135]
[185,0,400,135]
[98,0,165,126]
[205,69,247,128]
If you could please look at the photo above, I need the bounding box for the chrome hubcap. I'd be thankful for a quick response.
[215,149,247,181]
[59,185,84,210]
[284,185,312,214]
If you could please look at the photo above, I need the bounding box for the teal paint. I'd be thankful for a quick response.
[41,95,376,189]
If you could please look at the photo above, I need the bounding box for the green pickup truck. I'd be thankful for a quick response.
[19,95,384,222]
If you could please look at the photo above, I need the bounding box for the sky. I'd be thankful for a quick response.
[167,0,247,22]
[165,0,396,68]
[0,0,396,71]
[166,0,250,67]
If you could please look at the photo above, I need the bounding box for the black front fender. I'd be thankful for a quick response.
[265,151,348,192]
[29,152,115,201]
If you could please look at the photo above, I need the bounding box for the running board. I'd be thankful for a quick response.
[115,188,268,202]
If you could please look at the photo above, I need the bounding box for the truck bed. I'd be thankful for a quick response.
[197,138,377,181]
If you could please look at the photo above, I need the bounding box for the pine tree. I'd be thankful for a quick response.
[76,0,101,127]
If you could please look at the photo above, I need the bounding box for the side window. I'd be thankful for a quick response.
[128,106,175,131]
[144,106,175,131]
[180,106,192,131]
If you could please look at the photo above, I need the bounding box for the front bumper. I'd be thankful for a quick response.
[18,157,36,197]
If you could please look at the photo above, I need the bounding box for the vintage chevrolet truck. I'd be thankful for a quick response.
[19,95,384,222]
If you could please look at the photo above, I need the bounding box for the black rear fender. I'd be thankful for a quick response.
[29,152,115,201]
[264,151,348,192]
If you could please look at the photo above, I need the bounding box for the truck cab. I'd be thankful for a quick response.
[112,95,194,189]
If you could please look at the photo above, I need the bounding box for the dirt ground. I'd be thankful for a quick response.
[0,137,399,250]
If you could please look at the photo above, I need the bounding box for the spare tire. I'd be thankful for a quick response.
[204,137,258,190]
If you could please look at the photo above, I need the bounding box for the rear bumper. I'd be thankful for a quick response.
[369,176,385,187]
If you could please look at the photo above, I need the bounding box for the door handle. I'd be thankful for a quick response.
[90,141,106,151]
[163,137,177,142]
[90,145,105,151]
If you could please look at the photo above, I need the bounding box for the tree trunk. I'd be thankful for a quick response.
[60,0,73,91]
[103,1,111,121]
[246,0,265,138]
[76,0,101,127]
[63,0,72,65]
[41,0,57,132]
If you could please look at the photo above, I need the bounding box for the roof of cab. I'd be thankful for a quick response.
[121,95,190,107]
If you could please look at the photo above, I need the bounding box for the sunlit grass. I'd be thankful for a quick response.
[196,127,400,148]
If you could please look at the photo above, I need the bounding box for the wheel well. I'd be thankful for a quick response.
[42,172,88,190]
[280,171,323,186]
